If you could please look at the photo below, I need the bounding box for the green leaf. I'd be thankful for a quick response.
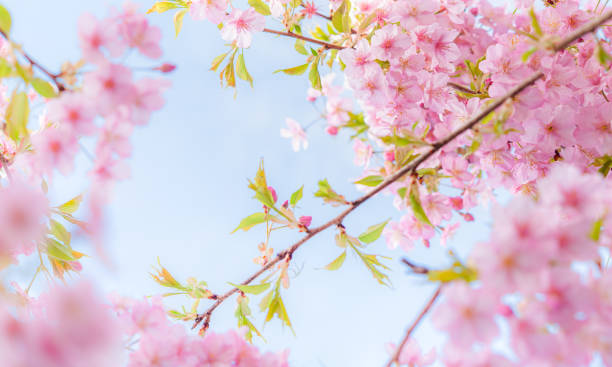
[45,238,76,262]
[275,63,310,76]
[174,9,188,38]
[0,58,12,78]
[231,213,267,233]
[358,220,389,244]
[522,47,537,62]
[427,262,478,283]
[290,185,303,207]
[0,5,11,35]
[529,8,543,37]
[591,218,604,242]
[294,39,308,55]
[58,195,83,214]
[594,155,612,177]
[5,91,29,142]
[350,244,390,286]
[210,51,229,72]
[236,53,253,87]
[308,59,322,90]
[314,179,348,206]
[354,175,384,187]
[31,78,57,98]
[50,219,71,245]
[380,135,428,147]
[597,44,611,67]
[147,1,179,14]
[235,296,263,342]
[247,159,276,208]
[332,1,346,32]
[229,282,271,295]
[248,0,272,16]
[324,250,347,271]
[409,184,433,227]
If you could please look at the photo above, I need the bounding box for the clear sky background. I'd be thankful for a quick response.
[5,1,502,366]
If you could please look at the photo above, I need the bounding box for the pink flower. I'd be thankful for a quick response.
[353,140,373,167]
[220,8,266,49]
[371,25,412,61]
[432,283,499,348]
[190,0,228,24]
[0,180,48,258]
[386,339,436,366]
[412,25,460,70]
[47,93,96,136]
[280,118,308,152]
[129,78,170,125]
[78,13,125,62]
[84,63,136,116]
[118,11,163,59]
[31,126,79,175]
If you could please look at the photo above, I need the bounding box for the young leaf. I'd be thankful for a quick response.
[331,0,347,33]
[0,5,10,35]
[308,60,322,90]
[354,175,384,187]
[31,78,57,98]
[236,53,253,87]
[324,250,347,271]
[358,220,389,244]
[248,0,272,16]
[58,194,83,214]
[210,51,230,72]
[350,244,391,286]
[235,296,263,342]
[229,282,271,295]
[314,179,348,206]
[529,8,543,37]
[591,218,604,242]
[231,213,267,233]
[174,9,188,38]
[147,1,179,14]
[427,262,477,283]
[49,219,71,245]
[275,63,310,76]
[294,39,308,55]
[409,184,433,227]
[290,185,303,207]
[5,91,29,142]
[45,238,76,262]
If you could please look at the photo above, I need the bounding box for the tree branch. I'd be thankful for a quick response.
[263,28,345,50]
[192,8,612,334]
[384,285,444,367]
[0,29,66,92]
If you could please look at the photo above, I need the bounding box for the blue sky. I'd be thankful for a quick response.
[5,1,498,365]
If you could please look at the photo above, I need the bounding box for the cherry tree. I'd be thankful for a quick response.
[1,0,612,366]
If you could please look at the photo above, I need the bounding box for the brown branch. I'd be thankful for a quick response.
[192,7,612,333]
[401,258,429,275]
[263,28,345,50]
[384,285,444,367]
[0,29,66,92]
[447,81,486,96]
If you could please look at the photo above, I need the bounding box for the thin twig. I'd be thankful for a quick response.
[263,28,345,50]
[401,258,429,275]
[384,285,444,367]
[192,8,612,333]
[0,29,66,91]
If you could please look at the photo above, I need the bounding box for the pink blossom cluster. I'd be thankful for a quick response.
[0,281,290,367]
[432,164,612,366]
[114,295,290,367]
[0,4,170,261]
[296,0,612,252]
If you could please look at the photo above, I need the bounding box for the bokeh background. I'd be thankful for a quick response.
[5,1,500,365]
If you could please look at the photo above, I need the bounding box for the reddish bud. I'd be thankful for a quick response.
[282,200,289,208]
[450,197,463,210]
[326,126,338,135]
[268,186,278,203]
[154,63,176,73]
[299,216,312,227]
[462,213,475,222]
[384,150,395,162]
[497,304,514,318]
[470,7,478,16]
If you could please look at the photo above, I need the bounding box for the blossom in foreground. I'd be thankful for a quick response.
[280,118,308,152]
[220,8,266,49]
